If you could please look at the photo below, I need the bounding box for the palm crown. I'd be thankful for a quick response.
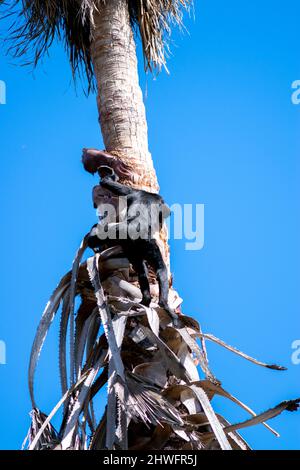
[3,0,190,88]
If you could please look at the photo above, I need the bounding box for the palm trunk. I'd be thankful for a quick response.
[22,1,293,452]
[91,0,170,267]
[91,0,158,193]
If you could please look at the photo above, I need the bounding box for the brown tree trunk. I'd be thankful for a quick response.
[91,0,158,194]
[90,0,170,268]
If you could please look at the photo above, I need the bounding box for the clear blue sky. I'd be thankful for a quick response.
[0,0,299,450]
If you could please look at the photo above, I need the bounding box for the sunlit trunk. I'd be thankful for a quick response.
[91,0,158,193]
[91,0,169,265]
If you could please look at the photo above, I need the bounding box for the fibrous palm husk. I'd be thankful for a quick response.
[23,236,299,450]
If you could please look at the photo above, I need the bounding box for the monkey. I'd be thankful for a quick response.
[87,166,178,323]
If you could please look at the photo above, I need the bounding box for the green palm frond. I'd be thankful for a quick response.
[1,0,191,90]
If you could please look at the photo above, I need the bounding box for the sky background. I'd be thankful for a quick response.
[0,0,299,450]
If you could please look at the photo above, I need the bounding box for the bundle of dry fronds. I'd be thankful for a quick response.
[23,235,299,450]
[2,0,191,90]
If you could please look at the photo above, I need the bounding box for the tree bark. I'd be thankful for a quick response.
[91,0,158,193]
[90,0,170,268]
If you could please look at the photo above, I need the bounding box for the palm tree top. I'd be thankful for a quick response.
[2,0,191,90]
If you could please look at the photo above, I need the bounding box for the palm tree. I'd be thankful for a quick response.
[3,0,299,451]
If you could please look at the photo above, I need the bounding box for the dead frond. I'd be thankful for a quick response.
[24,235,298,450]
[1,0,191,90]
[128,0,191,73]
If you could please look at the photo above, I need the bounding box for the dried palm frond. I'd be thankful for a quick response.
[1,0,191,90]
[2,0,96,91]
[23,409,59,450]
[24,235,299,450]
[128,0,191,72]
